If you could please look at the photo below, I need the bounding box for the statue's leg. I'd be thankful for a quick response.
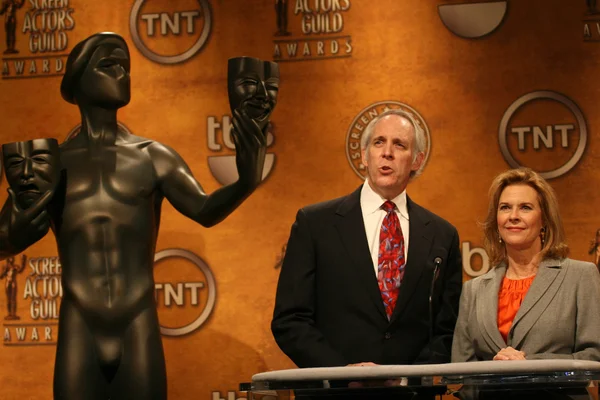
[282,3,288,32]
[7,20,15,51]
[8,283,16,316]
[53,300,109,400]
[4,22,9,51]
[5,286,12,316]
[110,307,167,400]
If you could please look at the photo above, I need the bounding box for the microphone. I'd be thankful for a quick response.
[429,256,443,350]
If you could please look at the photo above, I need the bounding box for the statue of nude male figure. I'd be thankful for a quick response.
[0,32,279,400]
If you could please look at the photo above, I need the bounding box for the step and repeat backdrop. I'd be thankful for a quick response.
[1,0,599,399]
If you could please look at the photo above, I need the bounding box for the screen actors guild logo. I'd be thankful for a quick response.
[129,0,212,64]
[273,0,352,62]
[438,1,507,39]
[1,0,75,79]
[346,101,431,180]
[0,255,26,320]
[498,90,587,179]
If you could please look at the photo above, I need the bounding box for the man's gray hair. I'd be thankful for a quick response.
[360,108,427,179]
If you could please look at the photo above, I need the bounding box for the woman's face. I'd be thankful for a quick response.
[497,184,544,253]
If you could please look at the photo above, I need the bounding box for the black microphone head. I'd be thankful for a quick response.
[434,256,443,265]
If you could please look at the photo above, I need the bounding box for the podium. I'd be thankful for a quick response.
[240,360,600,399]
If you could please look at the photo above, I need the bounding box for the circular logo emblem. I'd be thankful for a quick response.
[498,91,587,180]
[153,248,216,337]
[129,0,212,65]
[345,101,431,179]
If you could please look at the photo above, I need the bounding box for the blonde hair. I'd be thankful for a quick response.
[482,168,569,265]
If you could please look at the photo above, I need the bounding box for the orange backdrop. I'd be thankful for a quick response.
[1,0,599,399]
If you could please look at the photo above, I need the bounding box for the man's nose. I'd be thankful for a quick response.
[381,142,394,158]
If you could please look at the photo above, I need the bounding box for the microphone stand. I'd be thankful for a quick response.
[428,257,442,360]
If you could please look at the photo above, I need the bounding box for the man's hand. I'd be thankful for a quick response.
[493,346,526,361]
[347,362,378,367]
[6,188,53,253]
[231,108,267,190]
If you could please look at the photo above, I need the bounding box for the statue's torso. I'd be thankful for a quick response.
[53,135,162,323]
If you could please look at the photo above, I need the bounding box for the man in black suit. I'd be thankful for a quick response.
[272,109,462,369]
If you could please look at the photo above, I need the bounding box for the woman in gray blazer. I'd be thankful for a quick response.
[452,168,600,363]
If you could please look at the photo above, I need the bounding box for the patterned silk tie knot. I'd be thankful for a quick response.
[378,200,406,320]
[381,200,395,213]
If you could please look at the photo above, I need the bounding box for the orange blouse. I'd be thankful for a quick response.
[497,275,536,343]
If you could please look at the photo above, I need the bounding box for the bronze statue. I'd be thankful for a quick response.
[0,254,26,320]
[0,0,25,54]
[0,32,279,400]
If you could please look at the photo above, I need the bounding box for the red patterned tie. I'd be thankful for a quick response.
[378,200,406,320]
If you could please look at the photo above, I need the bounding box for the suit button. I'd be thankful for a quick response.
[384,332,392,339]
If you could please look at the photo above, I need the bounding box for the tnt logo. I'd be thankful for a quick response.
[153,249,216,337]
[498,91,587,179]
[129,0,212,64]
[206,115,276,186]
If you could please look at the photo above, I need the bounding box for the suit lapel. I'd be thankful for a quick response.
[477,265,507,351]
[510,258,566,348]
[335,187,388,321]
[390,197,432,323]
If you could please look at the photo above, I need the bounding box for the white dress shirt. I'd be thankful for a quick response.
[360,180,409,276]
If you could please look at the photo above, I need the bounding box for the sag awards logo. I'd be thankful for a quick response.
[438,1,507,39]
[273,0,353,62]
[498,90,587,180]
[345,101,431,180]
[1,0,75,79]
[206,115,276,185]
[129,0,212,64]
[583,0,600,41]
[2,254,61,346]
[2,248,216,345]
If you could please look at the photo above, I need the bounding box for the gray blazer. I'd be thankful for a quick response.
[452,258,600,362]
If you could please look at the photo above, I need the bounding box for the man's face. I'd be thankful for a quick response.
[77,43,131,109]
[228,57,279,130]
[2,139,61,209]
[361,115,423,200]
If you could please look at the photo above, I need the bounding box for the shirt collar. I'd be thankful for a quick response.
[360,179,409,220]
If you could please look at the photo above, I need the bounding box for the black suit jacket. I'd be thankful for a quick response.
[271,186,463,368]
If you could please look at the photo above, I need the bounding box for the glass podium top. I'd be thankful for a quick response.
[240,360,600,399]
